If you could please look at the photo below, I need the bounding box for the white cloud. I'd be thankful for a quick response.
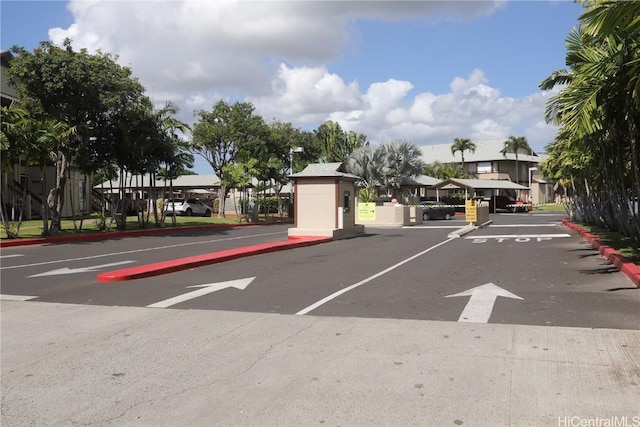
[47,0,557,171]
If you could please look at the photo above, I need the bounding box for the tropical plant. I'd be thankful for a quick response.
[377,140,425,198]
[347,143,385,189]
[155,102,193,226]
[500,136,532,184]
[357,187,377,203]
[450,138,476,172]
[424,161,465,180]
[539,0,640,243]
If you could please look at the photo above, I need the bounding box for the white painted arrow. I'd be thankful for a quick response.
[28,261,134,277]
[147,277,256,308]
[445,283,523,323]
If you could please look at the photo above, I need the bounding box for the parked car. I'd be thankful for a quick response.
[164,198,212,217]
[420,201,456,220]
[487,195,529,213]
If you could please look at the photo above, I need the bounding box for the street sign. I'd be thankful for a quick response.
[465,200,477,222]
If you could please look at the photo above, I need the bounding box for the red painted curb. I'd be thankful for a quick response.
[0,221,291,248]
[97,235,333,282]
[562,219,640,288]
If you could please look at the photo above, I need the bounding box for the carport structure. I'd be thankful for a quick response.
[432,178,529,207]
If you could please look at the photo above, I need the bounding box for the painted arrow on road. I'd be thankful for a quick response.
[28,261,135,277]
[446,283,523,323]
[147,277,256,308]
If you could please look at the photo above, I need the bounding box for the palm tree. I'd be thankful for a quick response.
[380,140,425,198]
[424,161,465,180]
[155,102,193,226]
[450,138,476,173]
[540,0,640,243]
[500,136,532,184]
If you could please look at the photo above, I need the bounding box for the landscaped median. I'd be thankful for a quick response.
[97,235,333,282]
[562,219,640,288]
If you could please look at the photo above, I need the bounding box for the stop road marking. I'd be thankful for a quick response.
[466,234,570,244]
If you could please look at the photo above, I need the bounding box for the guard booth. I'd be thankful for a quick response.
[287,162,365,239]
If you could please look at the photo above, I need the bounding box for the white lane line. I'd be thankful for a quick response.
[464,234,570,239]
[0,294,37,301]
[404,226,462,229]
[488,224,558,227]
[0,254,24,259]
[296,237,456,316]
[0,231,285,270]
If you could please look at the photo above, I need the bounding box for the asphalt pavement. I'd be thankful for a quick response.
[1,215,639,426]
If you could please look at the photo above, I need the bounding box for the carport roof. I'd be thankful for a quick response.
[433,178,528,191]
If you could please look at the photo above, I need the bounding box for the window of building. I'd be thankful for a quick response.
[477,162,492,173]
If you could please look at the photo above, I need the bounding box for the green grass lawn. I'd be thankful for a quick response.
[533,204,639,264]
[1,213,289,239]
[571,222,640,264]
[532,203,568,213]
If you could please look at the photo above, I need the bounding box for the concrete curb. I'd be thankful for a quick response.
[97,235,333,282]
[562,219,640,288]
[447,219,493,238]
[0,221,291,248]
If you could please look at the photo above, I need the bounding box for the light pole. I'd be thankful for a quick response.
[528,167,538,205]
[289,147,304,215]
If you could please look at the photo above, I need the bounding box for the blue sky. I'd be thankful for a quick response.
[1,1,585,174]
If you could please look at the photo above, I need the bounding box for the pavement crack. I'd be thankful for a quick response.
[236,322,315,377]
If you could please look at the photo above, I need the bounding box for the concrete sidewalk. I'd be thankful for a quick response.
[2,300,638,426]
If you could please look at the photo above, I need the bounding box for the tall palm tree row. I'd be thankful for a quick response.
[540,0,640,244]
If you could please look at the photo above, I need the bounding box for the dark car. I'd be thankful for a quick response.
[420,201,456,220]
[488,195,529,213]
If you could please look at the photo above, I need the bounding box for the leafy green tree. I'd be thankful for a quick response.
[191,100,268,217]
[315,120,366,163]
[7,39,149,231]
[256,121,320,216]
[222,158,258,222]
[500,136,532,184]
[450,138,476,172]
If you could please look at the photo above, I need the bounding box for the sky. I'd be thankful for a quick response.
[1,0,585,175]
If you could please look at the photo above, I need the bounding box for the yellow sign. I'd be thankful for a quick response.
[465,200,477,222]
[358,203,376,221]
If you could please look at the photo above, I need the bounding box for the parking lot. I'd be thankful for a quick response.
[2,212,639,426]
[1,212,638,328]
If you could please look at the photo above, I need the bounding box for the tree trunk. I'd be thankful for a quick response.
[50,152,69,232]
